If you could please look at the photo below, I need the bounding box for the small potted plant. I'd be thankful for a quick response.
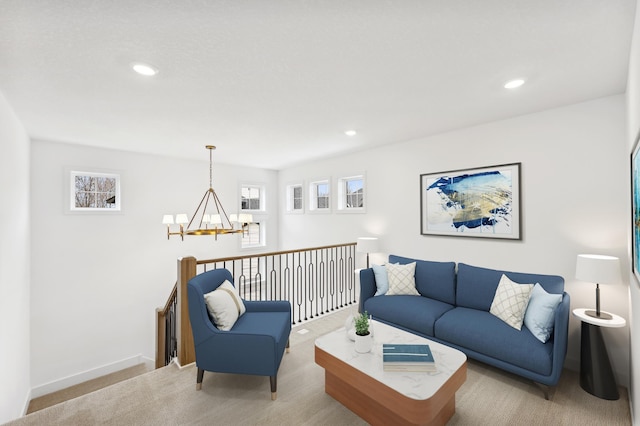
[354,311,373,353]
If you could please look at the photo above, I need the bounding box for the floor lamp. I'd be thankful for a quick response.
[356,237,380,268]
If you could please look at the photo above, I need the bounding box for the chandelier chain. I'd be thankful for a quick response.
[209,146,213,188]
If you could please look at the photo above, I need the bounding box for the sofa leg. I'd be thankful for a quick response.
[534,382,554,400]
[196,368,204,391]
[270,375,277,400]
[286,339,290,354]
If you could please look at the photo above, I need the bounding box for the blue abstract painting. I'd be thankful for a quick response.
[420,163,520,239]
[632,137,640,283]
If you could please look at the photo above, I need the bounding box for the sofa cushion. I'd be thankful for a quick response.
[364,295,453,337]
[489,274,534,330]
[389,255,456,305]
[456,263,564,311]
[232,311,291,344]
[435,307,553,376]
[524,283,563,343]
[386,262,420,295]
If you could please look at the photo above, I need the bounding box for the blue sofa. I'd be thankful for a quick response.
[359,255,570,395]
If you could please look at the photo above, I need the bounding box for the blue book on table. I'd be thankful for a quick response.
[383,344,434,364]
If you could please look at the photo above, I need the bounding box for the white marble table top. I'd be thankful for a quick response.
[315,320,467,400]
[572,308,626,328]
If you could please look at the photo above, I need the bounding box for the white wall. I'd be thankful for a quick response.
[279,95,630,385]
[0,91,31,422]
[29,140,278,395]
[626,2,640,423]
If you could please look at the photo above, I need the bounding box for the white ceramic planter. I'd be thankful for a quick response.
[354,333,373,353]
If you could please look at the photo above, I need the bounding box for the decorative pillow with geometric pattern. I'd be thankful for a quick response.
[204,280,246,331]
[386,262,420,296]
[489,274,534,330]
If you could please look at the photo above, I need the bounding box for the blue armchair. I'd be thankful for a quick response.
[187,268,292,400]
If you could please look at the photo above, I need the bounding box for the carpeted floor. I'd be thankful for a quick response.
[7,308,631,425]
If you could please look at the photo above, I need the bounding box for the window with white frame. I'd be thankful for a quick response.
[241,221,262,247]
[337,175,365,212]
[70,170,121,211]
[286,183,303,213]
[240,184,266,248]
[310,179,330,211]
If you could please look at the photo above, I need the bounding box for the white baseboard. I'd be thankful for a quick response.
[171,357,195,370]
[31,354,151,399]
[21,388,32,417]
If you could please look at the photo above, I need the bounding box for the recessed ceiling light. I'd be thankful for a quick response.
[504,79,525,89]
[345,130,357,137]
[131,62,159,76]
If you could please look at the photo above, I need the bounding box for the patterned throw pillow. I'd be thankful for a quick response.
[489,274,534,330]
[204,280,246,331]
[386,262,420,296]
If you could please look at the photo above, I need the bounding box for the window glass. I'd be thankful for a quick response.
[241,186,261,210]
[71,171,120,211]
[293,186,303,210]
[241,221,263,248]
[345,178,363,208]
[316,182,329,209]
[337,174,365,212]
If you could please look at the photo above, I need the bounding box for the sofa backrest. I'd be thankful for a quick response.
[456,262,565,311]
[389,255,456,305]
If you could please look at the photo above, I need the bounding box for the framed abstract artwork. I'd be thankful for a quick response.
[420,163,521,239]
[632,132,640,283]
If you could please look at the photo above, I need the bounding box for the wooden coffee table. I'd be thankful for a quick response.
[315,320,467,426]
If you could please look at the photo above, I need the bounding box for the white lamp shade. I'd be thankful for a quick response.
[239,213,253,223]
[576,254,621,285]
[210,214,222,225]
[356,237,380,253]
[162,214,174,225]
[229,214,238,222]
[175,214,189,224]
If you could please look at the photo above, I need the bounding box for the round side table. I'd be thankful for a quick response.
[572,308,626,400]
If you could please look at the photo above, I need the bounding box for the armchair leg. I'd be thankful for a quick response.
[286,339,290,354]
[196,368,204,391]
[270,375,277,400]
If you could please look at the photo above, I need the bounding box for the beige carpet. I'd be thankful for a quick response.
[7,308,631,425]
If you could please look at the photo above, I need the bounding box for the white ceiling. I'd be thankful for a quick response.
[0,1,636,169]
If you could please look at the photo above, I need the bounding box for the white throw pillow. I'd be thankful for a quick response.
[489,274,534,330]
[386,262,419,296]
[203,280,246,331]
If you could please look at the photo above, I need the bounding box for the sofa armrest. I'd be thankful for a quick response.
[549,292,571,384]
[359,268,376,313]
[244,300,292,314]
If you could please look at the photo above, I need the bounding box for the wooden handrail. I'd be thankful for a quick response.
[194,242,356,265]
